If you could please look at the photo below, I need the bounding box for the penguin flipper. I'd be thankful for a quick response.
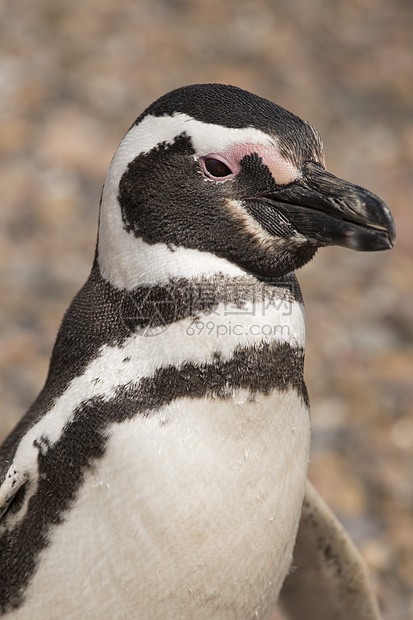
[278,480,382,620]
[0,462,25,520]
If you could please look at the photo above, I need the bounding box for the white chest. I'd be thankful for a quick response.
[12,388,310,620]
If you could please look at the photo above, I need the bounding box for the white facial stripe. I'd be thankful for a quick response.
[98,235,246,290]
[122,113,280,159]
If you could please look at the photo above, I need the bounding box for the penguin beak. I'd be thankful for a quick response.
[256,161,396,251]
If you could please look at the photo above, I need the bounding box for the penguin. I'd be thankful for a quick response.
[0,84,394,620]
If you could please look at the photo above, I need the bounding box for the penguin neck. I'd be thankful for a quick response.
[97,196,247,291]
[44,255,305,391]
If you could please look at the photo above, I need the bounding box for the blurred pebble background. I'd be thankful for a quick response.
[0,1,412,618]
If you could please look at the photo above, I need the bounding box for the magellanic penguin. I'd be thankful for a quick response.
[0,84,395,620]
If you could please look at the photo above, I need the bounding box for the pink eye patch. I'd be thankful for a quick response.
[201,143,300,185]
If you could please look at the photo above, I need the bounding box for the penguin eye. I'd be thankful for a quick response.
[202,157,234,179]
[205,158,232,177]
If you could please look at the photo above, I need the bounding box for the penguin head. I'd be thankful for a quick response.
[98,84,395,286]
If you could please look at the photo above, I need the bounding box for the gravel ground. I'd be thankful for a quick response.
[0,1,412,618]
